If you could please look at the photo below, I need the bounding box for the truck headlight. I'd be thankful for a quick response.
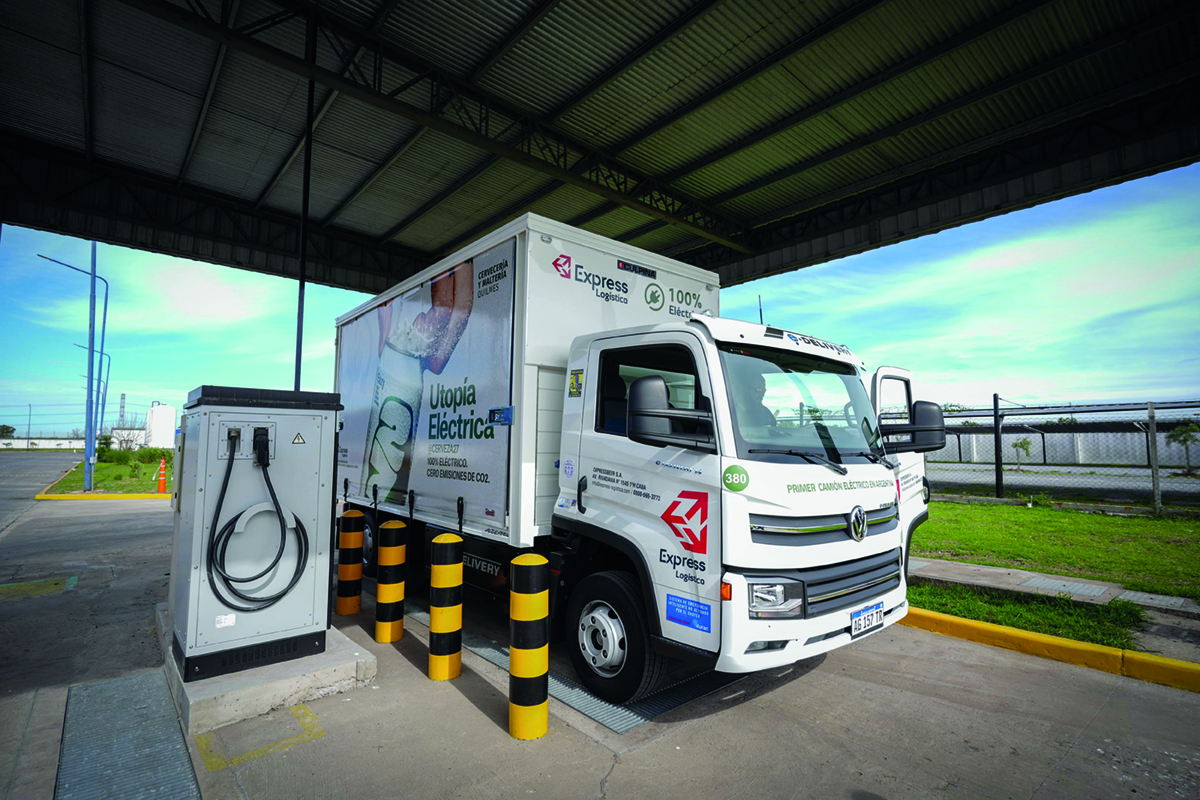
[748,582,804,619]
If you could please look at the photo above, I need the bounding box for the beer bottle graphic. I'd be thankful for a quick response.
[362,338,424,503]
[360,262,474,505]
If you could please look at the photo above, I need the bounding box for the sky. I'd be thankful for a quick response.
[1,163,1198,436]
[722,163,1200,407]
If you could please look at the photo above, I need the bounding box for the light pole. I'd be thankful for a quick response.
[74,346,111,439]
[40,249,108,490]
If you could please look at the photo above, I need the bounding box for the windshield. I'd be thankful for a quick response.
[718,343,882,461]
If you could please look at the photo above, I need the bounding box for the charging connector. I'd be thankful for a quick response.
[253,427,270,466]
[206,424,307,612]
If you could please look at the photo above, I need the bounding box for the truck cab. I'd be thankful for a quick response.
[551,315,944,702]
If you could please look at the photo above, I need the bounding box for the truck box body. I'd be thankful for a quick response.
[335,214,719,547]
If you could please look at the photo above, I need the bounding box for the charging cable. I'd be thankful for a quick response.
[206,427,309,612]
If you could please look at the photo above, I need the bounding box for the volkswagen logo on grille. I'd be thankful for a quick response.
[847,505,868,542]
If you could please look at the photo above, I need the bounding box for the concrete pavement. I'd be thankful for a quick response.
[2,498,1199,799]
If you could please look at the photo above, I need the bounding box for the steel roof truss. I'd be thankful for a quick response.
[705,1,1195,207]
[655,0,1059,188]
[254,0,402,210]
[610,0,890,156]
[226,0,753,251]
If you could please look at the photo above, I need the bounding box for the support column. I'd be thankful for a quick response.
[294,9,316,392]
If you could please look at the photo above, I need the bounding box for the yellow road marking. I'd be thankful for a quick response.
[0,577,78,602]
[194,704,326,772]
[35,493,170,500]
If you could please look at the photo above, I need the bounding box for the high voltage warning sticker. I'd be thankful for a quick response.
[292,433,305,444]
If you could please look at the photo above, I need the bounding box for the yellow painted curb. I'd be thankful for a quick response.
[35,493,170,500]
[1122,651,1200,693]
[901,606,1200,693]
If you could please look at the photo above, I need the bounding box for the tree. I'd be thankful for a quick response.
[1012,437,1032,471]
[1166,423,1199,475]
[69,427,84,438]
[0,424,14,438]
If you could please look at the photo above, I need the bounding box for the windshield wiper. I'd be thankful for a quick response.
[851,450,898,470]
[748,448,849,475]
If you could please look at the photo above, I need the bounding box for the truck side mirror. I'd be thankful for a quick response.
[627,376,717,454]
[880,400,946,453]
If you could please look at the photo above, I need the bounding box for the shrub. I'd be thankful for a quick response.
[107,449,132,465]
[135,447,172,465]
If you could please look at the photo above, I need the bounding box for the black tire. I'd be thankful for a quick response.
[566,571,667,705]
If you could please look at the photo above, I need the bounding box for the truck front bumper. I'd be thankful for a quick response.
[713,570,908,673]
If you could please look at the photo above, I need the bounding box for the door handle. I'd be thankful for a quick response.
[577,476,587,514]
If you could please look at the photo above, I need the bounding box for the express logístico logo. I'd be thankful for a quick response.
[554,254,629,304]
[661,490,707,554]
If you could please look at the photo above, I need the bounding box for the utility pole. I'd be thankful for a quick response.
[84,242,97,491]
[119,393,126,428]
[26,404,31,449]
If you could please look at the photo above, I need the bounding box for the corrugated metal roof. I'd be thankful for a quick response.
[1,0,1195,282]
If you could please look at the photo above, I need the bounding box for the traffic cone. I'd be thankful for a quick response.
[157,457,166,493]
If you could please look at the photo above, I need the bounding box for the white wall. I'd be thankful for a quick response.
[0,439,85,449]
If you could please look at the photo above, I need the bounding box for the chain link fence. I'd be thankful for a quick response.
[913,398,1200,509]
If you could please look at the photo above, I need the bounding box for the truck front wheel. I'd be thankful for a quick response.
[566,571,666,704]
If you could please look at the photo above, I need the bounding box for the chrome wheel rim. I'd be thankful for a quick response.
[578,600,627,678]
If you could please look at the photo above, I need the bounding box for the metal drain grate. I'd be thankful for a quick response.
[56,670,200,800]
[409,609,742,734]
[1021,576,1108,597]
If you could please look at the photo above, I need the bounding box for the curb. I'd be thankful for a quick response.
[35,493,171,500]
[900,606,1200,694]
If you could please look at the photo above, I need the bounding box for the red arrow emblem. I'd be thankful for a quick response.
[661,491,708,554]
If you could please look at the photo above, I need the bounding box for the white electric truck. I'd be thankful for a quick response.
[334,214,945,703]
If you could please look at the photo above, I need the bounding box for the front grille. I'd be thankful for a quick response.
[749,504,898,546]
[798,547,902,618]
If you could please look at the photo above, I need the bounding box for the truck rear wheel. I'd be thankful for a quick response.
[566,571,666,704]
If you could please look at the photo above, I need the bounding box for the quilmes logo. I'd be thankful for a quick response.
[661,491,708,555]
[553,254,573,279]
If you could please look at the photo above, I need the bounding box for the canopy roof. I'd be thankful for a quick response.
[2,0,1196,293]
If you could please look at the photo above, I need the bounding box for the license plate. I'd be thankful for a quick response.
[851,601,885,639]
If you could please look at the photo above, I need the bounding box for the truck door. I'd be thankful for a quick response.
[576,333,723,653]
[870,368,928,554]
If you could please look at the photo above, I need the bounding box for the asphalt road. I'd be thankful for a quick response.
[0,452,80,540]
[1,500,1197,799]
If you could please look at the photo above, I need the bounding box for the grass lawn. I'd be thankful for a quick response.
[46,461,172,494]
[913,502,1200,602]
[907,581,1145,650]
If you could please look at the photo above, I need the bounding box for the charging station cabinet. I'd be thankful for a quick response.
[170,386,341,681]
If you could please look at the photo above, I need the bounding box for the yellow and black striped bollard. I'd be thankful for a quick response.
[428,533,463,681]
[375,520,406,642]
[509,554,549,740]
[336,510,364,615]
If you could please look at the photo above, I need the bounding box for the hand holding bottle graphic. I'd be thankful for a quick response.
[363,263,475,503]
